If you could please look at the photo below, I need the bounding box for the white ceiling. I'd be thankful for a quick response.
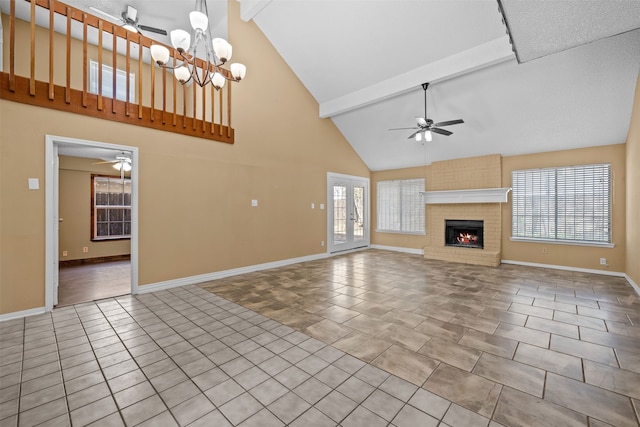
[3,0,640,169]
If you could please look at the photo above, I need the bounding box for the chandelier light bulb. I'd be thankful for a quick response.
[170,30,191,53]
[174,66,191,83]
[212,72,225,90]
[230,63,246,81]
[122,162,132,172]
[416,132,422,142]
[425,130,433,142]
[189,11,208,31]
[150,45,170,66]
[212,38,232,63]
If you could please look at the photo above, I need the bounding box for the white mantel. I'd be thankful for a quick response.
[421,188,511,204]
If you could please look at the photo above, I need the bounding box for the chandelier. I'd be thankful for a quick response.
[149,0,246,90]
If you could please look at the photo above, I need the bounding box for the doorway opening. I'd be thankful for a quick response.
[327,173,370,253]
[45,135,139,310]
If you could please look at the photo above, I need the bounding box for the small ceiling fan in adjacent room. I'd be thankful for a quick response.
[89,5,167,35]
[93,154,132,179]
[389,83,464,142]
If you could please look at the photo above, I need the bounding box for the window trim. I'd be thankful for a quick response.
[91,174,132,242]
[376,178,426,235]
[511,163,612,245]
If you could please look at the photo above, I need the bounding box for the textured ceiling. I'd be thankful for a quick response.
[499,0,640,63]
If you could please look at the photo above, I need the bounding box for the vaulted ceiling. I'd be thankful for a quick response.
[3,0,640,170]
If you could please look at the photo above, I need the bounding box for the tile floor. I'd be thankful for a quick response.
[1,249,639,426]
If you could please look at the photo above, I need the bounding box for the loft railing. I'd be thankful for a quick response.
[0,0,234,143]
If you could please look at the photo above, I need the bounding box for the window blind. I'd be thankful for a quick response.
[512,164,611,243]
[377,178,425,233]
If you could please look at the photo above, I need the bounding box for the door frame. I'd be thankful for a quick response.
[327,172,370,253]
[45,135,139,311]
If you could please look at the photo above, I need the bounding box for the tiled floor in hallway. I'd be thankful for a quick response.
[1,249,639,426]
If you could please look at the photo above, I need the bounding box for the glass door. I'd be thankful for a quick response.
[328,173,369,253]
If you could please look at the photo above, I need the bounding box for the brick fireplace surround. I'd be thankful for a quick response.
[423,154,503,267]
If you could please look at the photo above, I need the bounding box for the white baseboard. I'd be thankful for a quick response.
[624,274,640,296]
[501,259,625,277]
[370,245,424,255]
[0,306,46,322]
[138,252,331,294]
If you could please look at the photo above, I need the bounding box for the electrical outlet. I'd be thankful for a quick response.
[321,241,325,247]
[62,250,68,257]
[542,247,548,254]
[600,258,607,265]
[82,247,89,253]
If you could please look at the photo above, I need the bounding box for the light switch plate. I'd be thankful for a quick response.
[28,178,40,190]
[251,199,258,207]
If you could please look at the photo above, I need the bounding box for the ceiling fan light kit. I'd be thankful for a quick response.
[389,82,464,142]
[149,0,247,89]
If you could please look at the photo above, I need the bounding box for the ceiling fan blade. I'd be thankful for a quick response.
[138,25,168,35]
[388,127,420,131]
[433,119,464,127]
[92,160,118,165]
[89,6,122,23]
[416,117,427,127]
[431,127,453,136]
[407,131,420,139]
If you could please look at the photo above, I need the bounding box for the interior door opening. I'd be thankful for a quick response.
[45,135,139,311]
[327,173,370,253]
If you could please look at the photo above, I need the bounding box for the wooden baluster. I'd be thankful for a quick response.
[172,50,177,126]
[9,0,15,91]
[65,7,71,103]
[150,54,155,122]
[97,20,103,111]
[219,85,223,136]
[112,25,117,114]
[162,64,166,124]
[30,0,36,96]
[48,0,55,100]
[227,83,231,138]
[182,84,186,128]
[192,75,197,130]
[138,35,143,119]
[82,14,87,107]
[211,85,216,135]
[125,32,130,116]
[201,84,206,133]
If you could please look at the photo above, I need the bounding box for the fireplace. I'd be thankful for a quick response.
[445,220,484,249]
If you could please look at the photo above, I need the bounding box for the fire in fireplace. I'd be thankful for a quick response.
[445,220,484,249]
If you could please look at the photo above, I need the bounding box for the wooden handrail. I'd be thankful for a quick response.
[1,0,235,144]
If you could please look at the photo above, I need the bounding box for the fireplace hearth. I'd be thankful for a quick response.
[445,220,484,249]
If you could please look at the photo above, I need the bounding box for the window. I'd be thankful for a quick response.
[89,60,136,102]
[92,176,132,240]
[377,178,425,234]
[511,164,611,244]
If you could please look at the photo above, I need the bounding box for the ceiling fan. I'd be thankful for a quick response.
[93,154,132,178]
[389,83,464,142]
[89,5,168,36]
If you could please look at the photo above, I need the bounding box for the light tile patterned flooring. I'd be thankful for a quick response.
[1,250,639,426]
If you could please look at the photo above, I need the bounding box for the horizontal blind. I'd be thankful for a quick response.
[512,164,610,243]
[377,178,425,233]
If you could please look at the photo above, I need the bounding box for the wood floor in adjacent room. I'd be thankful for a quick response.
[1,250,638,426]
[57,260,131,306]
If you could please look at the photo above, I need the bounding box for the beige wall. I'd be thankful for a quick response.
[626,73,640,286]
[59,156,131,261]
[371,146,627,272]
[0,1,369,314]
[501,144,626,272]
